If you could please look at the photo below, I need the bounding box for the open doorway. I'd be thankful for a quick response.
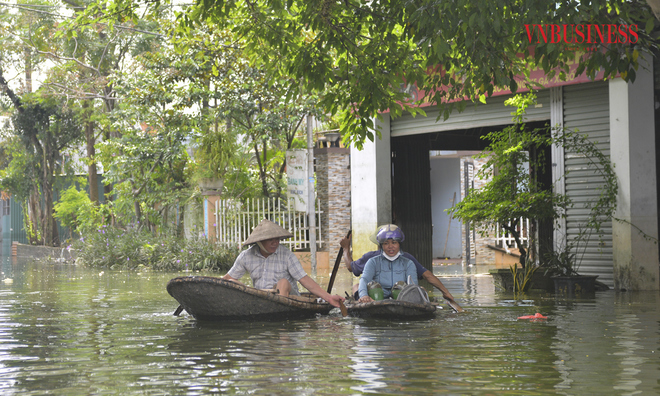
[430,151,479,259]
[392,121,552,270]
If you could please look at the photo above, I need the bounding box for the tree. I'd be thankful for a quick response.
[218,66,322,198]
[6,94,83,246]
[163,19,324,198]
[33,0,164,204]
[71,0,658,147]
[450,95,618,277]
[450,97,563,270]
[0,0,64,244]
[95,48,195,230]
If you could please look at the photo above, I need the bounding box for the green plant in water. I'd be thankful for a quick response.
[510,264,538,295]
[451,92,619,279]
[450,93,568,270]
[72,225,240,271]
[540,237,579,277]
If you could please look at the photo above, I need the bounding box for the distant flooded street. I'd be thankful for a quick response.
[1,256,659,395]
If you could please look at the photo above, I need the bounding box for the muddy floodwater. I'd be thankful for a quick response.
[1,256,659,395]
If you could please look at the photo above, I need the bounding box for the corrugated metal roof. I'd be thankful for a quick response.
[391,90,552,137]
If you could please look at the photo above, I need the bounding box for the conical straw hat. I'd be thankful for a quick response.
[243,219,293,246]
[369,224,399,244]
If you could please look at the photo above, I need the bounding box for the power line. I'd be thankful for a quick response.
[0,1,181,37]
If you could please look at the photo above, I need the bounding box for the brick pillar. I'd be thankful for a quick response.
[316,150,329,252]
[314,147,351,260]
[202,193,221,242]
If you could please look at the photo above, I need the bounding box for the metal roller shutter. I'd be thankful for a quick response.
[563,82,613,285]
[391,90,551,137]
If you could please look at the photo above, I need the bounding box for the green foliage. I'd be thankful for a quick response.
[22,205,41,244]
[6,94,84,246]
[0,133,37,202]
[540,241,579,277]
[450,93,618,271]
[450,95,562,268]
[73,226,240,271]
[189,0,656,147]
[544,128,618,276]
[54,183,108,238]
[4,0,659,155]
[221,150,268,199]
[192,124,236,181]
[54,185,91,232]
[510,264,539,295]
[97,55,194,227]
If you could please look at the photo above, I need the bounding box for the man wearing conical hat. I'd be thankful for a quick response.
[222,219,344,308]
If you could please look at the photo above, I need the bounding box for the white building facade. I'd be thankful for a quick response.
[350,59,659,290]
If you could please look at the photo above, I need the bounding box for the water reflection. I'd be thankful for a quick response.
[550,291,660,395]
[0,257,659,394]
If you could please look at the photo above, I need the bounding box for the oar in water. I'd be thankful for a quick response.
[338,300,348,317]
[444,297,464,313]
[327,230,351,294]
[327,230,351,317]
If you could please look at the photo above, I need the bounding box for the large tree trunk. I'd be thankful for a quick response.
[27,188,41,245]
[42,149,59,247]
[102,83,116,200]
[82,101,99,204]
[504,221,526,269]
[43,180,59,247]
[254,142,269,197]
[0,70,22,110]
[86,122,99,204]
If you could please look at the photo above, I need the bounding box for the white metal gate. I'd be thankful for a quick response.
[214,197,323,251]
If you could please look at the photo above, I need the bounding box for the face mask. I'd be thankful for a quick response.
[382,251,401,261]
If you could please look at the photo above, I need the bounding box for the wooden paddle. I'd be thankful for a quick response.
[445,297,465,313]
[338,300,348,317]
[326,230,351,294]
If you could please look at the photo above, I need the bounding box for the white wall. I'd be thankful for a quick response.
[430,157,462,258]
[609,55,660,290]
[350,114,392,258]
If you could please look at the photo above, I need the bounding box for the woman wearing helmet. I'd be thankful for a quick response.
[357,225,418,303]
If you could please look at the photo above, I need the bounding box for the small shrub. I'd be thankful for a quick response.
[72,226,239,271]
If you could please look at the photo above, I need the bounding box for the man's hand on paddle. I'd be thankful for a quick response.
[299,275,345,308]
[325,294,345,308]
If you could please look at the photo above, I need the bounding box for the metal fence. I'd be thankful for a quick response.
[494,217,530,250]
[213,197,323,250]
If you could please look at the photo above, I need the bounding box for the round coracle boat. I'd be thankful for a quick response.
[167,276,334,321]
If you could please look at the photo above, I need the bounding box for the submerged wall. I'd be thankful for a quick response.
[609,57,660,290]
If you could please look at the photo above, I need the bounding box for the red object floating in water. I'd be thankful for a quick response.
[518,313,548,320]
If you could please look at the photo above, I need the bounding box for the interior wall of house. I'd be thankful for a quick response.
[429,157,462,258]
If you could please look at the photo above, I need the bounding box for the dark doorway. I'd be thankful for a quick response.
[391,121,553,271]
[391,135,433,268]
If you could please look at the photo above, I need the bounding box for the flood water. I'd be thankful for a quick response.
[1,256,659,395]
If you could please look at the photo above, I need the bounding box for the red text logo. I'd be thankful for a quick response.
[524,24,638,45]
